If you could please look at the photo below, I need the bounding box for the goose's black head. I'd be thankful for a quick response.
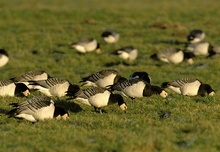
[130,71,151,84]
[15,83,30,96]
[198,84,215,96]
[109,94,127,111]
[54,106,69,120]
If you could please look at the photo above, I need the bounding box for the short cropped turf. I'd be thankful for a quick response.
[1,0,220,151]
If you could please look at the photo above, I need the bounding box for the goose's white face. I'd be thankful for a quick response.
[96,48,102,54]
[22,90,30,96]
[209,91,215,96]
[120,103,127,111]
[56,115,61,120]
[56,113,69,120]
[62,113,69,120]
[187,58,194,65]
[160,90,168,98]
[190,37,201,44]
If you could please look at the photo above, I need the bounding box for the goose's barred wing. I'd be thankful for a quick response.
[0,80,13,87]
[14,70,46,82]
[81,69,118,82]
[35,78,68,88]
[112,78,149,91]
[111,80,133,91]
[158,48,180,58]
[169,78,197,87]
[76,87,106,98]
[17,96,52,113]
[119,46,134,53]
[76,38,94,45]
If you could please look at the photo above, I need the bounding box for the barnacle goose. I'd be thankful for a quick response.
[79,69,126,88]
[30,77,80,97]
[151,47,194,64]
[66,86,127,113]
[7,96,69,122]
[101,29,120,44]
[162,77,215,96]
[0,79,30,97]
[70,37,101,54]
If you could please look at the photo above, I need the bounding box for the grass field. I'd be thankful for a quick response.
[1,0,220,151]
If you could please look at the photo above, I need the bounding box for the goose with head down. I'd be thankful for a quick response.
[13,70,50,89]
[162,77,215,96]
[101,29,120,44]
[67,86,127,113]
[109,78,168,101]
[112,46,138,62]
[0,79,30,97]
[79,69,126,88]
[30,77,80,97]
[70,37,101,54]
[151,47,195,64]
[7,96,69,122]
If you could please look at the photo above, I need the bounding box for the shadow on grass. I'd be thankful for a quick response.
[104,61,137,67]
[0,108,9,114]
[152,40,187,46]
[56,99,83,113]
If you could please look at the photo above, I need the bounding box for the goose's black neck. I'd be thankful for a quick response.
[143,85,162,97]
[198,84,214,96]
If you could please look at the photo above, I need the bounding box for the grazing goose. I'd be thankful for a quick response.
[101,29,120,44]
[112,46,138,61]
[70,37,101,54]
[187,29,205,44]
[0,80,30,97]
[7,96,69,122]
[186,41,213,56]
[129,71,151,84]
[150,47,195,64]
[30,77,80,97]
[110,78,168,100]
[13,70,50,89]
[79,69,126,88]
[67,86,127,113]
[161,77,215,96]
[0,49,9,68]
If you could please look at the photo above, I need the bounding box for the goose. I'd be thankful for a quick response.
[187,29,205,44]
[70,37,101,54]
[0,49,9,68]
[161,77,215,96]
[0,79,30,97]
[30,77,80,97]
[151,47,195,64]
[186,41,213,56]
[129,71,151,84]
[66,86,127,113]
[79,69,126,88]
[12,70,50,89]
[7,96,69,122]
[101,29,120,44]
[110,78,168,100]
[112,46,138,61]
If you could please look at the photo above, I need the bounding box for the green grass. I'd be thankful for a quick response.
[1,0,220,151]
